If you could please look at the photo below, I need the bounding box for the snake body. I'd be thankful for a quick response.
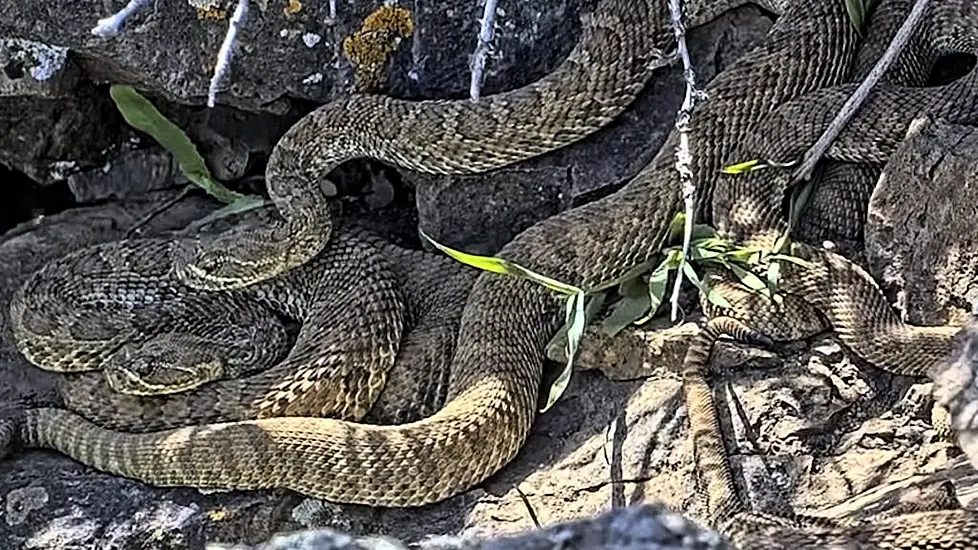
[11,226,413,427]
[11,236,294,396]
[8,216,478,432]
[5,7,978,550]
[708,0,978,375]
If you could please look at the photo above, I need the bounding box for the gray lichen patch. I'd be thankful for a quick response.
[187,0,226,9]
[25,506,100,549]
[4,485,49,526]
[0,39,68,83]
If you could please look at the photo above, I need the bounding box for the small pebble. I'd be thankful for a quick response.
[302,32,321,48]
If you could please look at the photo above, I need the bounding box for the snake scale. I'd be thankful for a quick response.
[4,0,978,546]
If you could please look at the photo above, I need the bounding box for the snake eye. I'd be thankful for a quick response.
[196,256,222,273]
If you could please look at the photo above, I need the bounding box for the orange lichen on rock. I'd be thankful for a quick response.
[283,0,303,18]
[342,6,414,91]
[196,7,228,20]
[189,0,229,20]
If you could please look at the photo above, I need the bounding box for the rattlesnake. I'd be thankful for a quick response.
[10,235,299,397]
[707,0,978,379]
[10,222,409,423]
[4,8,978,550]
[2,0,795,505]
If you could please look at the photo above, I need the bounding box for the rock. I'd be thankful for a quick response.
[412,7,774,254]
[0,165,76,235]
[0,38,125,185]
[0,0,591,113]
[66,149,179,203]
[62,101,295,204]
[865,117,978,326]
[202,460,978,549]
[1,453,302,549]
[415,164,574,256]
[211,504,733,550]
[0,0,604,201]
[934,315,978,476]
[730,454,810,517]
[4,2,772,250]
[809,454,977,523]
[5,485,49,527]
[555,319,701,381]
[0,5,972,549]
[0,38,75,96]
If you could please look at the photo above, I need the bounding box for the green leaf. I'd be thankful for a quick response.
[420,230,581,296]
[725,246,764,264]
[667,214,718,245]
[423,227,595,411]
[788,177,816,231]
[668,212,687,242]
[691,237,731,252]
[689,246,727,262]
[185,195,268,232]
[601,277,652,336]
[721,158,765,175]
[779,173,817,251]
[682,262,732,310]
[542,290,587,412]
[765,253,813,268]
[845,0,868,35]
[665,248,685,269]
[109,84,246,205]
[638,259,671,324]
[589,257,659,294]
[772,232,791,256]
[766,260,782,293]
[704,284,733,310]
[726,262,768,294]
[604,255,675,331]
[548,292,606,360]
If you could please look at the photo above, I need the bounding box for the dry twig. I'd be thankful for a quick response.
[792,0,931,182]
[469,0,499,101]
[207,0,249,107]
[667,0,703,322]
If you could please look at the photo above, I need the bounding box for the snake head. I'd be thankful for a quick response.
[102,339,226,396]
[173,225,325,291]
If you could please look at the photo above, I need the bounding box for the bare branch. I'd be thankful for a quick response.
[792,0,931,182]
[91,0,152,37]
[326,0,338,24]
[207,0,249,108]
[469,0,499,101]
[667,0,702,322]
